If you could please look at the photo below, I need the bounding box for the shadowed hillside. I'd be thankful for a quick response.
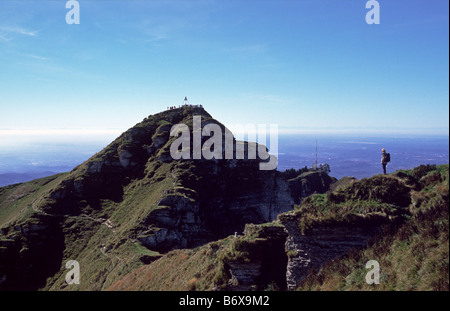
[0,106,293,290]
[107,165,449,291]
[0,106,447,291]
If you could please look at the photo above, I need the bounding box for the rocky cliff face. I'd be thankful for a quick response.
[277,173,415,290]
[0,106,296,290]
[219,223,288,291]
[0,214,64,290]
[280,214,383,290]
[3,105,402,291]
[209,215,386,291]
[37,106,294,252]
[138,159,293,252]
[288,171,336,204]
[210,173,416,291]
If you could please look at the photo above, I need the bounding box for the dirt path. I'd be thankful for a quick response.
[31,198,49,215]
[79,214,116,234]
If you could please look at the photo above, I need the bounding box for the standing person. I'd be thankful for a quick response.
[381,148,390,174]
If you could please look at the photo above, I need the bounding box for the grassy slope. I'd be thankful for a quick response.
[107,237,234,291]
[0,173,68,228]
[3,164,446,291]
[296,164,449,291]
[43,108,206,290]
[0,163,174,290]
[63,163,449,291]
[287,173,413,233]
[1,108,212,290]
[43,161,183,290]
[1,106,447,293]
[108,222,286,291]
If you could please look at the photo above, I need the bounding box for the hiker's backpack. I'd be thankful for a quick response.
[386,153,391,163]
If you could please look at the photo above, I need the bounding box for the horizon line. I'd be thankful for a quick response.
[0,127,448,137]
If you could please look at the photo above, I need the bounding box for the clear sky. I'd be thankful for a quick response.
[0,0,449,139]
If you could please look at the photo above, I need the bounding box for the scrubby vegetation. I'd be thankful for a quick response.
[110,164,449,292]
[291,174,412,233]
[0,102,447,292]
[280,167,309,180]
[107,238,230,291]
[296,164,449,291]
[108,222,287,291]
[0,106,291,291]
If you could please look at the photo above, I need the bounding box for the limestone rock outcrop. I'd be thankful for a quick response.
[137,159,294,252]
[280,213,384,290]
[32,106,295,253]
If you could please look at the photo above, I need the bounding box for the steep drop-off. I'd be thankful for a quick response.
[1,106,446,291]
[0,106,294,290]
[108,164,448,291]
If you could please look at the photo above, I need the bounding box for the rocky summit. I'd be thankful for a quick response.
[0,106,297,290]
[0,106,448,291]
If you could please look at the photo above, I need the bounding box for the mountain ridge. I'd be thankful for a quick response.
[0,107,447,291]
[0,106,296,290]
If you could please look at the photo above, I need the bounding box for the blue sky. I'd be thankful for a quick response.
[0,0,449,140]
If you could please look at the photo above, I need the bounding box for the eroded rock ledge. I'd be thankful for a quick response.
[217,216,388,291]
[219,223,288,291]
[280,213,384,290]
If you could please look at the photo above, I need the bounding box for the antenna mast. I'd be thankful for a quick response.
[315,139,318,169]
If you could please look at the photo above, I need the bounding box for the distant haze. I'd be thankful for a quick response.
[0,132,448,186]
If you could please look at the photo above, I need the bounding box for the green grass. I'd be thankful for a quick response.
[1,103,447,293]
[296,164,449,291]
[0,173,67,228]
[130,241,161,257]
[0,107,219,291]
[107,237,232,291]
[107,222,287,291]
[280,172,418,233]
